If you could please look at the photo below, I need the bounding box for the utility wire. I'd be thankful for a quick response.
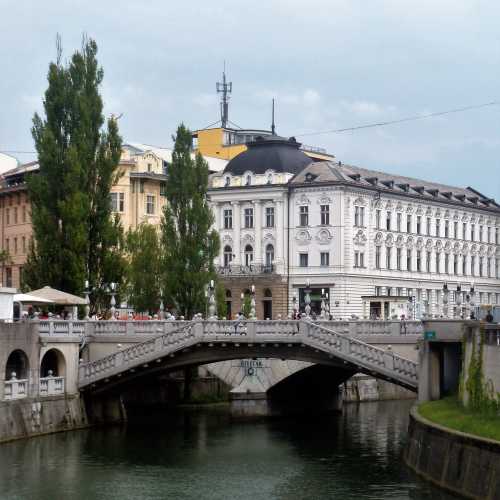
[295,101,500,138]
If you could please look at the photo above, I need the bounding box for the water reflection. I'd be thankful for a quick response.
[0,401,459,500]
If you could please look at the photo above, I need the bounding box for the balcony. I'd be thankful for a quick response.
[39,375,65,397]
[217,264,275,276]
[4,377,28,400]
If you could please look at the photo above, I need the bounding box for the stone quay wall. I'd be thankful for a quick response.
[404,406,500,499]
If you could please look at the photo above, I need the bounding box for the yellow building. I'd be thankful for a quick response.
[193,126,335,163]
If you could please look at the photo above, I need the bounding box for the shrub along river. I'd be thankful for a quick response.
[0,400,459,499]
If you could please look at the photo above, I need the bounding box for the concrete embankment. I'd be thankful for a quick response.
[404,406,500,499]
[0,394,88,444]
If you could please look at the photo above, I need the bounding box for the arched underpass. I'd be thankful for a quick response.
[79,322,418,422]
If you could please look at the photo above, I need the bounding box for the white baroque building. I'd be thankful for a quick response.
[208,135,500,320]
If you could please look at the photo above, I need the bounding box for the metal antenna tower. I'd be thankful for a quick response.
[216,63,232,128]
[271,98,276,135]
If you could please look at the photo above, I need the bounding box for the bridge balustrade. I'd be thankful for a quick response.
[37,320,86,336]
[39,376,65,396]
[4,378,28,400]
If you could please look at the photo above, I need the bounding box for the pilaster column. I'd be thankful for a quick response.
[253,200,262,264]
[276,199,284,270]
[232,201,240,265]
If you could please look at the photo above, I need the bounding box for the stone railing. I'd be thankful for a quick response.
[4,378,28,400]
[79,322,195,385]
[307,323,418,386]
[217,264,275,276]
[37,320,86,336]
[39,376,65,396]
[79,320,419,390]
[312,320,423,336]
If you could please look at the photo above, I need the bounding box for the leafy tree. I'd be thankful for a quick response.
[161,124,219,318]
[126,224,162,314]
[24,36,125,310]
[215,282,227,319]
[242,294,252,318]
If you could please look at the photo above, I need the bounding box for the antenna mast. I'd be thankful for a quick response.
[216,63,232,128]
[271,98,276,135]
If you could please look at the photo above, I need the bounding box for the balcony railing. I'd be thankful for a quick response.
[39,376,65,396]
[4,378,28,400]
[217,264,275,276]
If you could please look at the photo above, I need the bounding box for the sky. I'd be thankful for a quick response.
[1,0,500,200]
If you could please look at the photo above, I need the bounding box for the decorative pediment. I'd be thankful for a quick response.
[354,197,367,207]
[462,213,469,222]
[372,198,382,209]
[479,245,486,256]
[453,211,459,221]
[425,239,433,250]
[396,202,404,212]
[444,241,452,254]
[406,203,414,214]
[353,229,367,246]
[385,200,393,210]
[317,195,332,205]
[296,194,311,206]
[453,242,461,254]
[470,244,477,255]
[263,232,275,242]
[462,243,469,255]
[241,233,255,244]
[385,233,394,247]
[416,205,423,216]
[416,237,424,250]
[396,235,404,248]
[317,229,333,245]
[222,234,233,243]
[406,236,414,249]
[435,240,443,250]
[295,229,311,246]
[374,232,384,246]
[426,207,433,216]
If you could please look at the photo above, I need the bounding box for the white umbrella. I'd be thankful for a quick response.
[14,293,53,305]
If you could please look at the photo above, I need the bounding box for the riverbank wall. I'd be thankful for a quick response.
[343,375,415,402]
[404,405,500,499]
[0,394,89,444]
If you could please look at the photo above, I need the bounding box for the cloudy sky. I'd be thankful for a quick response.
[1,0,500,199]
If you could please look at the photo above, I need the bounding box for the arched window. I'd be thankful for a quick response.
[244,245,254,266]
[223,245,233,267]
[5,349,29,380]
[264,288,272,298]
[265,244,274,267]
[225,289,232,298]
[40,348,66,378]
[225,176,231,187]
[246,175,252,186]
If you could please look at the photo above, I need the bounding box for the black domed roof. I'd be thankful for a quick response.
[223,135,312,176]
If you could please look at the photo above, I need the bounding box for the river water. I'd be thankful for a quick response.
[0,400,459,500]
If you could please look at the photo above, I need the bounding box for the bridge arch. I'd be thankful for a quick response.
[5,349,29,380]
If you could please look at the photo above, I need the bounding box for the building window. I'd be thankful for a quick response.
[13,238,17,254]
[445,253,449,274]
[223,245,233,267]
[5,208,9,225]
[396,247,402,270]
[354,251,364,268]
[320,205,330,225]
[386,247,392,270]
[416,250,421,271]
[244,245,254,266]
[299,253,308,267]
[146,195,155,215]
[5,238,8,252]
[407,250,412,271]
[246,175,252,186]
[426,217,431,236]
[320,252,329,267]
[111,192,124,212]
[244,208,254,228]
[160,182,166,197]
[406,214,411,233]
[265,207,275,228]
[386,211,391,231]
[426,251,431,272]
[471,255,475,276]
[223,209,233,229]
[265,244,274,267]
[445,220,449,238]
[5,267,12,288]
[355,206,364,227]
[436,219,440,237]
[375,246,381,269]
[479,225,483,242]
[22,236,26,254]
[416,216,421,235]
[479,256,484,277]
[436,252,441,273]
[376,209,381,229]
[13,207,17,224]
[487,258,492,277]
[225,176,230,187]
[496,228,499,245]
[397,212,402,232]
[454,221,458,239]
[454,255,458,275]
[299,206,309,226]
[22,205,27,223]
[487,226,491,243]
[462,256,467,275]
[471,224,475,241]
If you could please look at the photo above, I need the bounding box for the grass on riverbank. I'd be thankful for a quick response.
[419,397,500,442]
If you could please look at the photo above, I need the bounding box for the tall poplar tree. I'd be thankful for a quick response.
[161,124,220,318]
[24,36,125,307]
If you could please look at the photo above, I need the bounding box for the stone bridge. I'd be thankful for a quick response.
[77,320,419,395]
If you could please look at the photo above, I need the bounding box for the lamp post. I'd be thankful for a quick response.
[291,292,298,319]
[159,294,165,320]
[469,282,475,319]
[442,282,449,318]
[250,284,256,320]
[84,280,90,320]
[325,292,330,319]
[320,288,326,319]
[208,280,216,320]
[304,279,312,319]
[455,284,462,319]
[109,282,117,320]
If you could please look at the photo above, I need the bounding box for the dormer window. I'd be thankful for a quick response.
[147,163,152,172]
[381,180,394,189]
[246,175,252,186]
[225,176,231,187]
[305,172,317,183]
[267,173,273,184]
[397,183,409,192]
[366,177,378,186]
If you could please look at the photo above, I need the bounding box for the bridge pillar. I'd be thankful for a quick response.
[84,393,127,424]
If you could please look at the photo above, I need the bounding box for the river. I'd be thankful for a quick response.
[0,400,459,499]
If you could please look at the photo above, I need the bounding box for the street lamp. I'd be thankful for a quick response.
[208,279,216,320]
[320,288,326,319]
[442,282,449,318]
[250,284,256,320]
[304,279,312,319]
[455,284,462,319]
[109,282,117,320]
